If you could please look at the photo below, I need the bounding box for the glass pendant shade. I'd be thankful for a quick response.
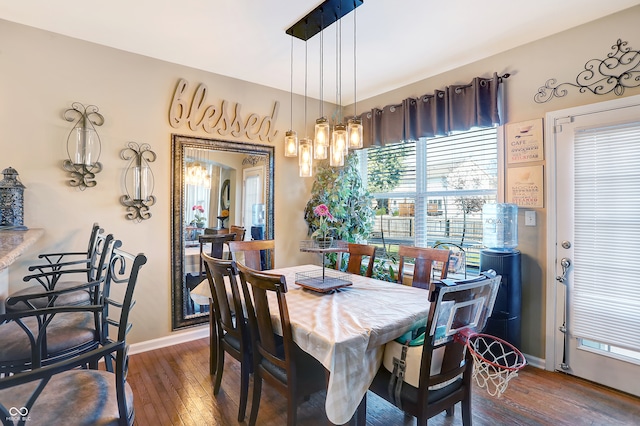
[314,141,328,160]
[298,138,313,177]
[330,124,347,167]
[347,117,363,149]
[314,118,329,159]
[284,130,299,157]
[314,117,330,147]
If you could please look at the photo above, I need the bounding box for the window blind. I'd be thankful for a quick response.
[364,128,497,266]
[572,121,640,352]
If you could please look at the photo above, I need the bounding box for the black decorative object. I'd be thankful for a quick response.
[0,167,27,230]
[62,102,104,189]
[120,142,156,222]
[286,0,363,41]
[534,39,640,103]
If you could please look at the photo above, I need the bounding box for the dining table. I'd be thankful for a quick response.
[265,264,432,424]
[192,263,432,425]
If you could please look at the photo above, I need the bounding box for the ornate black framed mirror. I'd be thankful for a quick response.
[171,134,275,330]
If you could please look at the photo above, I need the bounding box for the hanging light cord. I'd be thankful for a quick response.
[290,37,294,130]
[304,38,308,137]
[335,14,342,123]
[353,4,357,119]
[319,17,324,118]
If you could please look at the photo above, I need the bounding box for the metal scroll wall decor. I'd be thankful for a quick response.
[120,142,156,222]
[534,39,640,103]
[62,102,104,189]
[242,154,267,166]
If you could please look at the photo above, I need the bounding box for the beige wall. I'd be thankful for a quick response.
[355,6,640,359]
[0,18,315,344]
[2,6,639,358]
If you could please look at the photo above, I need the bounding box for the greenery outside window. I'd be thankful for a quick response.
[360,127,498,275]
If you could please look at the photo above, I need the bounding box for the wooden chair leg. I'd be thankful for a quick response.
[248,372,262,426]
[209,302,217,376]
[287,389,297,426]
[446,406,454,416]
[238,358,250,422]
[462,397,472,426]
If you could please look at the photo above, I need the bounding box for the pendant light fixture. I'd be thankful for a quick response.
[299,36,314,177]
[284,37,299,157]
[286,0,364,172]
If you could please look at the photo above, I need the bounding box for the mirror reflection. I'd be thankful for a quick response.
[172,135,274,330]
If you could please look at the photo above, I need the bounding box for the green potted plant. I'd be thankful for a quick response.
[305,153,375,265]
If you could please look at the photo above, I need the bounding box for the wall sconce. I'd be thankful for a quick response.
[120,142,156,222]
[0,167,27,230]
[62,102,104,190]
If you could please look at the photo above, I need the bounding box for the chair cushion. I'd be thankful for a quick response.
[0,312,98,364]
[372,365,463,406]
[260,342,326,389]
[0,369,133,426]
[6,281,91,312]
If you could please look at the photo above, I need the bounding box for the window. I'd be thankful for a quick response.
[360,127,498,274]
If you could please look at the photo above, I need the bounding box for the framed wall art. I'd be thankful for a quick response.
[507,165,544,208]
[506,118,544,164]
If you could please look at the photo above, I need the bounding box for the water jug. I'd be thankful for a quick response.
[482,203,518,250]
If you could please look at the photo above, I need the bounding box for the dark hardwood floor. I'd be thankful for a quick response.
[128,338,640,425]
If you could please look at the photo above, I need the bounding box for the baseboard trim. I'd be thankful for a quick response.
[522,353,545,369]
[129,326,209,355]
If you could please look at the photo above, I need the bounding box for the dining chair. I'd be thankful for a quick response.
[236,262,327,426]
[229,225,246,241]
[369,274,501,426]
[201,253,252,422]
[0,236,121,375]
[32,222,102,270]
[345,243,376,277]
[6,232,115,316]
[227,239,275,271]
[397,245,451,289]
[5,224,108,312]
[0,247,146,425]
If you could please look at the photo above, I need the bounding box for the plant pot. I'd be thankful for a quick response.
[315,236,333,249]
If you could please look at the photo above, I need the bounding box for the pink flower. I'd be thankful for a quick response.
[314,204,334,221]
[192,205,205,213]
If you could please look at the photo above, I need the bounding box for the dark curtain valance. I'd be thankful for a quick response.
[360,72,508,147]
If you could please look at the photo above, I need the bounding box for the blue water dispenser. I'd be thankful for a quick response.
[480,203,522,347]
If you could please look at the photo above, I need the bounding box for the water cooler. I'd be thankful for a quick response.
[480,203,522,348]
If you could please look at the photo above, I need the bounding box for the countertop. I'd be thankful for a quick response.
[0,228,44,270]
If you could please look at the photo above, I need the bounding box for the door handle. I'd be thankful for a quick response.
[556,258,571,283]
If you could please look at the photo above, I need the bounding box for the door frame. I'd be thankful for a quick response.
[544,93,640,371]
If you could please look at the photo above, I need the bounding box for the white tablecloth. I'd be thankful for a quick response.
[192,264,431,424]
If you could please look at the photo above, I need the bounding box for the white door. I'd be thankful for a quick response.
[546,95,640,396]
[242,166,264,234]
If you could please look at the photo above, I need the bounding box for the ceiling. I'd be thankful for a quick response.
[1,0,639,104]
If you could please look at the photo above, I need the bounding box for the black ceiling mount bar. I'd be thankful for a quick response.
[286,0,363,41]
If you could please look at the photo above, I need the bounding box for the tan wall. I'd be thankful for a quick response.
[2,6,640,357]
[0,18,316,344]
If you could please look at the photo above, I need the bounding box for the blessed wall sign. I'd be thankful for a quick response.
[169,78,279,142]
